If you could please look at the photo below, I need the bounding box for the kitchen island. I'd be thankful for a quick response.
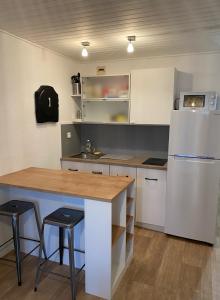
[0,167,135,300]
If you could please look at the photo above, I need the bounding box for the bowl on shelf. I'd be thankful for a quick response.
[111,114,128,123]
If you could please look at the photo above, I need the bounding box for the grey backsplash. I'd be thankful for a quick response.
[61,124,81,156]
[61,124,169,158]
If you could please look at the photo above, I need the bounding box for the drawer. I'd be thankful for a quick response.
[109,165,136,178]
[61,160,109,175]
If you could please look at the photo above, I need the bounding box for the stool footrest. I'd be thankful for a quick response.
[0,237,13,249]
[0,236,40,250]
[76,263,85,275]
[39,263,85,280]
[46,247,85,262]
[63,246,85,254]
[47,248,60,261]
[21,244,40,261]
[40,268,71,280]
[20,236,40,243]
[0,237,41,264]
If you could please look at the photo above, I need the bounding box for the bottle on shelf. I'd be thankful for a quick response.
[71,73,81,95]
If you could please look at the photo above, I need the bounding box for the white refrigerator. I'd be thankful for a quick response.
[165,110,220,244]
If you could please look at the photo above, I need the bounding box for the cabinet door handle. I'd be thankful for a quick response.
[68,168,79,172]
[145,177,158,181]
[92,171,103,175]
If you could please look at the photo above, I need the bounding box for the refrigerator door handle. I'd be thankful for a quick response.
[173,155,215,164]
[174,154,215,160]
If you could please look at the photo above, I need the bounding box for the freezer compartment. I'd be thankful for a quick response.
[168,110,220,159]
[165,156,220,244]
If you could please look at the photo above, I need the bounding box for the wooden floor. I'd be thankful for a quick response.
[0,227,220,300]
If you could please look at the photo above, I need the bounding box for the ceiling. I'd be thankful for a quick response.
[1,0,220,61]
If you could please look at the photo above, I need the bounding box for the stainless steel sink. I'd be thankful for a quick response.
[70,153,102,160]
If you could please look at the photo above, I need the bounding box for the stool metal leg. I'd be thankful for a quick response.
[34,223,45,292]
[68,228,76,300]
[59,227,64,265]
[12,215,22,286]
[33,205,47,259]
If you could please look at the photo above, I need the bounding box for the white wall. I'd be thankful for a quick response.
[0,31,78,175]
[1,30,220,177]
[79,51,220,93]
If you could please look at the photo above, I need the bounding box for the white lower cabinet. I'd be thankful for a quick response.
[61,160,110,175]
[110,165,136,198]
[62,160,167,229]
[109,165,136,178]
[136,168,166,227]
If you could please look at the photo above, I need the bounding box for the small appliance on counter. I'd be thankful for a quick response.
[142,158,167,166]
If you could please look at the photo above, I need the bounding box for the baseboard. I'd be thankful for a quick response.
[135,222,164,232]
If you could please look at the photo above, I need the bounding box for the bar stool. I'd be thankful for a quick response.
[0,200,47,286]
[34,207,85,300]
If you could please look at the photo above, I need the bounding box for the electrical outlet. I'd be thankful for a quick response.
[66,132,72,139]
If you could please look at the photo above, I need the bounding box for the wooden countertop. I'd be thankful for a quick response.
[0,167,134,202]
[61,155,167,171]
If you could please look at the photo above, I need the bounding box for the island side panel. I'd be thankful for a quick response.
[85,199,112,300]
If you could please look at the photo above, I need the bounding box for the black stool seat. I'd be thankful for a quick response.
[44,207,84,228]
[0,200,34,216]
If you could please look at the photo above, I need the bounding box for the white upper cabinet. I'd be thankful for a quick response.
[82,75,130,100]
[80,74,130,124]
[130,67,189,125]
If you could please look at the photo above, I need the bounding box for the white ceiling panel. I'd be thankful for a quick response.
[0,0,220,61]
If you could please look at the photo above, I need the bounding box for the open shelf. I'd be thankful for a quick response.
[112,225,125,246]
[82,100,129,123]
[82,98,129,102]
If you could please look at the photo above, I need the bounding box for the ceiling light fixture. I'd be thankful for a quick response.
[127,36,136,53]
[81,41,90,57]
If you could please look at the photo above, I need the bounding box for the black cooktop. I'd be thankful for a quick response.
[142,157,167,166]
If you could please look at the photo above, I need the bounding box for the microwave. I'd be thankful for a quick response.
[179,91,218,111]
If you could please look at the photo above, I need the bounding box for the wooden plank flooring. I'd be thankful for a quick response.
[0,227,219,300]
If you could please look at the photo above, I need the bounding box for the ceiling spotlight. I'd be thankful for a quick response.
[127,36,136,53]
[81,41,90,57]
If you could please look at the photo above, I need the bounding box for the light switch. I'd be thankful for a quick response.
[66,132,72,139]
